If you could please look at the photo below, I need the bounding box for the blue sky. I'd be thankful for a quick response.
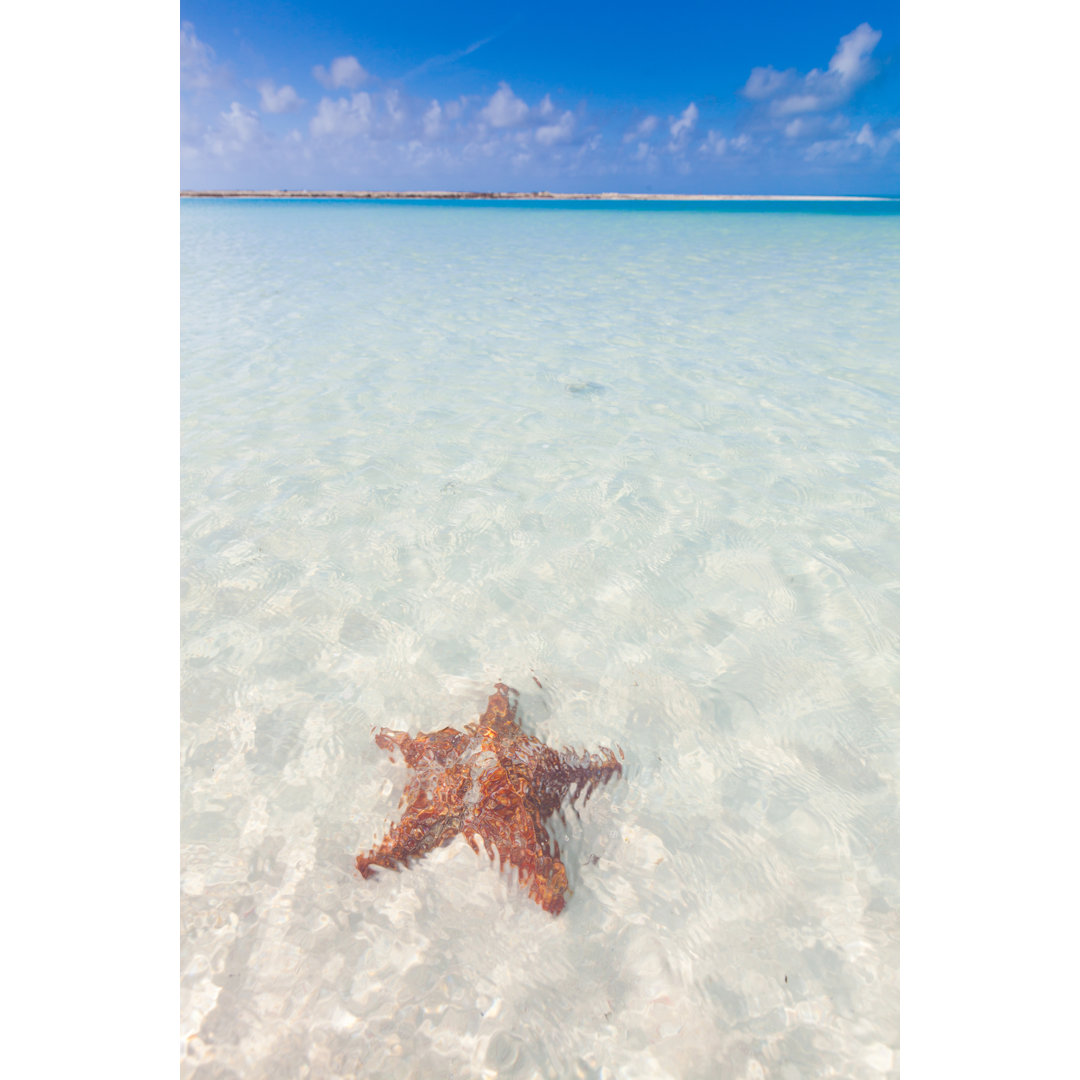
[180,1,899,194]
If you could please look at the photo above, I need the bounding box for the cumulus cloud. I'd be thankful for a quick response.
[805,121,898,163]
[623,115,658,143]
[699,130,727,156]
[535,110,574,146]
[481,83,528,127]
[670,103,698,139]
[256,80,303,114]
[221,102,258,143]
[310,92,373,138]
[200,102,263,158]
[182,24,892,190]
[181,22,226,91]
[831,25,882,82]
[668,103,698,150]
[385,89,406,127]
[313,56,368,90]
[743,66,794,101]
[699,130,752,157]
[422,100,442,138]
[743,23,882,117]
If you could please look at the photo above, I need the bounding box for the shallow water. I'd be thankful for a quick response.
[180,199,899,1079]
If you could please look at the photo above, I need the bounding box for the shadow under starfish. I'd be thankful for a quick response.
[356,683,623,914]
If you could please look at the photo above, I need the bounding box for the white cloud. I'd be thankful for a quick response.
[804,135,853,162]
[405,139,431,165]
[623,115,658,143]
[805,121,898,163]
[256,81,303,114]
[872,126,900,154]
[668,103,698,151]
[784,114,848,140]
[699,130,727,156]
[182,27,892,190]
[310,92,373,138]
[201,102,262,158]
[385,89,406,127]
[742,23,882,117]
[405,34,498,80]
[221,102,259,143]
[481,83,528,127]
[784,117,815,138]
[830,24,882,82]
[180,22,225,91]
[743,66,794,101]
[670,103,698,140]
[423,100,442,138]
[536,110,574,146]
[313,56,368,90]
[771,94,824,117]
[699,130,752,156]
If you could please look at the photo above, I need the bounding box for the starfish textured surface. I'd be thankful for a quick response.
[356,683,623,914]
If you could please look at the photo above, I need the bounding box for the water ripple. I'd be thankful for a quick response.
[182,201,898,1080]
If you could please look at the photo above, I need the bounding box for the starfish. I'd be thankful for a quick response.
[355,683,623,914]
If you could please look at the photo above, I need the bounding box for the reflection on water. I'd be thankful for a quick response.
[181,200,899,1079]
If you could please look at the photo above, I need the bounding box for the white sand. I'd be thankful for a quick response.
[180,189,895,201]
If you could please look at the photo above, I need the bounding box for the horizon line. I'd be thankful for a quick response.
[180,190,898,202]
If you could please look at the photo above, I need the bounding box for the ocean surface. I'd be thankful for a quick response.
[180,198,899,1079]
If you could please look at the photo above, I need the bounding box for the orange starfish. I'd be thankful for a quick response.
[355,683,623,914]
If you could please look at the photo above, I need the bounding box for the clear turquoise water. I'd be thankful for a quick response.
[181,200,899,1079]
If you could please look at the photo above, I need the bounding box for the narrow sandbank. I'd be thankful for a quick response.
[180,190,895,202]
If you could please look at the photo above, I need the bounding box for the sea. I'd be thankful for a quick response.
[180,197,899,1080]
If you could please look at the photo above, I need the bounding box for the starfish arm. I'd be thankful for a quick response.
[470,806,569,914]
[465,757,571,916]
[465,682,523,741]
[511,743,622,820]
[356,760,472,879]
[373,728,411,757]
[374,725,469,767]
[546,745,623,812]
[356,794,465,878]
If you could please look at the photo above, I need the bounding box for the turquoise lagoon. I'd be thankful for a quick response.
[181,199,899,1079]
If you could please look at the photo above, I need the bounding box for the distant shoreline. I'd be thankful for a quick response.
[180,190,895,202]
